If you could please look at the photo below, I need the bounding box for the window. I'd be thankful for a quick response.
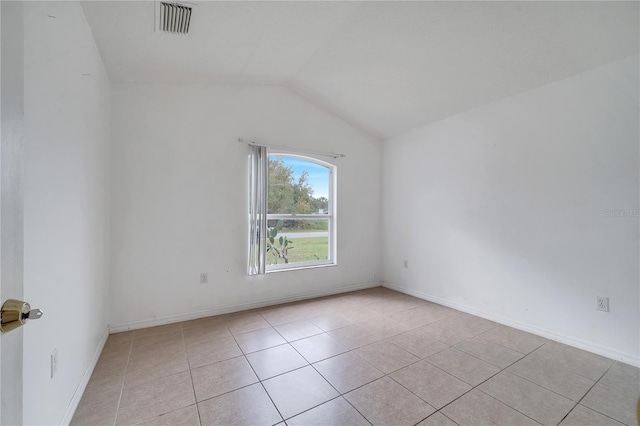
[249,146,336,274]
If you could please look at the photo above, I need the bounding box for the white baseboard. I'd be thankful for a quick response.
[60,326,110,425]
[383,281,640,368]
[109,281,381,333]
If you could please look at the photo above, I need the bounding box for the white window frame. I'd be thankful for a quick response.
[265,152,337,272]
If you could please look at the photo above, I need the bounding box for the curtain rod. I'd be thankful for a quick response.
[238,138,345,159]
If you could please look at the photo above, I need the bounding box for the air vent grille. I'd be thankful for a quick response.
[158,2,192,34]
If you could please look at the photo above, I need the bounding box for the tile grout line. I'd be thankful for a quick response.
[473,325,547,355]
[472,387,544,425]
[270,321,326,422]
[425,331,601,426]
[111,334,134,426]
[502,347,609,404]
[180,323,203,426]
[124,327,196,426]
[416,332,533,423]
[229,323,287,425]
[308,359,375,425]
[555,361,621,426]
[267,320,375,424]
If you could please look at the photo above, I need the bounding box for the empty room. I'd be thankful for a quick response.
[0,0,638,425]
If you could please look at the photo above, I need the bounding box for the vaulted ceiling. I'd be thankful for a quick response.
[82,1,639,139]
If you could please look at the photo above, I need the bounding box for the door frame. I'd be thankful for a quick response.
[0,2,25,424]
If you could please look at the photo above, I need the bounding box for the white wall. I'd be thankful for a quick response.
[110,84,382,329]
[382,55,639,366]
[23,2,111,424]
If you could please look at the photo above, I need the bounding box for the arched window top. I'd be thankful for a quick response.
[267,154,333,216]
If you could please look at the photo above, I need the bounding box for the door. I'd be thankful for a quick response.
[1,1,25,424]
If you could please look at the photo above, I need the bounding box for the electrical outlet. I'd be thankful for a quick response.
[596,296,609,312]
[200,272,208,284]
[403,260,409,269]
[51,349,58,378]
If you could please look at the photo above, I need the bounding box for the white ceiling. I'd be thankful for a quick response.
[81,1,639,139]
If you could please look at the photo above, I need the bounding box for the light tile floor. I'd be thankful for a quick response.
[71,287,640,426]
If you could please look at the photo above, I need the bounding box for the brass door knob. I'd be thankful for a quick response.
[1,299,44,333]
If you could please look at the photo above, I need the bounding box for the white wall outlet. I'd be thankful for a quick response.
[200,272,208,284]
[596,296,609,312]
[51,349,58,378]
[403,260,409,268]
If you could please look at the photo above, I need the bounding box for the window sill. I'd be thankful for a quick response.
[265,261,337,274]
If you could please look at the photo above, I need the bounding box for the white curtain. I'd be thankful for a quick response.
[248,144,268,275]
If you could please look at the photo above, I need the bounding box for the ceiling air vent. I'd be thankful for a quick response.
[155,1,194,34]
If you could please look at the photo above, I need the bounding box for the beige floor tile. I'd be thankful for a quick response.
[85,351,128,393]
[191,356,258,402]
[532,341,613,380]
[261,305,307,326]
[116,371,195,426]
[598,361,640,395]
[559,405,625,426]
[417,302,459,320]
[581,382,638,426]
[386,306,442,328]
[84,369,125,396]
[78,288,629,426]
[479,371,574,425]
[287,397,369,426]
[441,389,539,426]
[181,315,226,330]
[275,319,324,342]
[308,313,354,332]
[390,360,472,409]
[438,318,492,340]
[125,349,189,388]
[327,324,381,350]
[416,412,458,426]
[389,328,450,358]
[417,321,476,346]
[105,331,134,344]
[71,387,120,426]
[135,405,200,426]
[245,344,308,380]
[426,348,500,386]
[447,312,499,335]
[94,344,130,369]
[507,353,595,401]
[344,377,435,426]
[341,307,384,324]
[234,327,287,354]
[225,314,272,335]
[358,316,411,339]
[102,332,134,356]
[186,335,243,369]
[291,333,349,363]
[129,337,185,363]
[130,330,184,356]
[295,300,334,318]
[197,383,282,426]
[480,325,547,354]
[446,312,500,334]
[355,340,419,374]
[132,322,182,338]
[454,336,524,368]
[366,299,419,316]
[182,323,232,348]
[314,351,384,394]
[262,366,339,419]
